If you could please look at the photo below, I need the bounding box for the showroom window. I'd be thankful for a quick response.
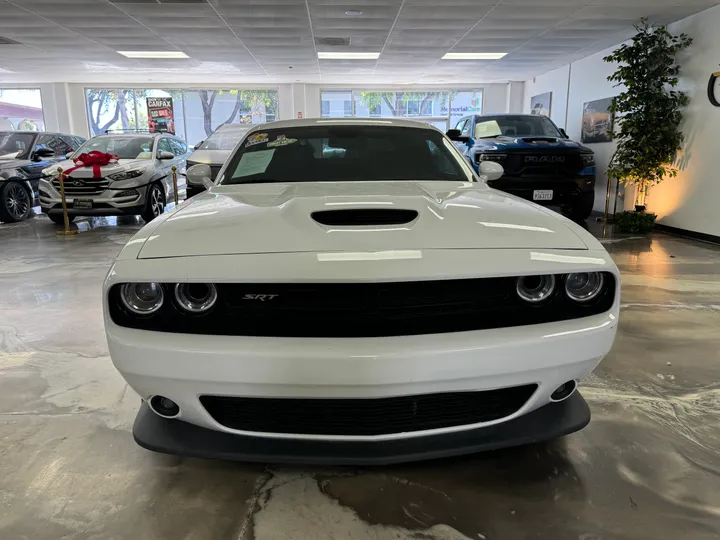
[0,88,45,131]
[320,90,482,131]
[85,88,278,146]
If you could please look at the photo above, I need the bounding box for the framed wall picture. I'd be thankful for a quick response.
[530,92,552,117]
[581,97,614,143]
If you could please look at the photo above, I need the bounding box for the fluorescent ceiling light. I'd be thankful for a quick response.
[318,52,380,60]
[442,52,506,60]
[117,51,188,59]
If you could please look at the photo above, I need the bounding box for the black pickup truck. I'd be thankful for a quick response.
[448,114,596,220]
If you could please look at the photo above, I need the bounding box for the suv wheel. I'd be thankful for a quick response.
[141,183,165,222]
[0,181,32,223]
[48,213,75,226]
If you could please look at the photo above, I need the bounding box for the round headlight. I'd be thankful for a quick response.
[174,283,217,313]
[120,282,164,314]
[565,272,604,302]
[516,275,556,303]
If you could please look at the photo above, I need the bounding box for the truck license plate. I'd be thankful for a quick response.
[533,190,553,201]
[73,198,93,209]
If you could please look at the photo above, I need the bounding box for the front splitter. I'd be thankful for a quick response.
[133,392,590,466]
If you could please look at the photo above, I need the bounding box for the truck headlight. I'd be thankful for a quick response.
[580,154,595,166]
[109,168,146,181]
[478,153,507,162]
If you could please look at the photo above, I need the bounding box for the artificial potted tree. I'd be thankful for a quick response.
[603,18,692,233]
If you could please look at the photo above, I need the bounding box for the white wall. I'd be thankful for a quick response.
[646,7,720,237]
[523,65,570,128]
[524,4,720,235]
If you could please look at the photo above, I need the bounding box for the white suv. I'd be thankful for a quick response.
[40,132,190,224]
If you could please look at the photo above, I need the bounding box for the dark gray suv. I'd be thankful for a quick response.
[0,131,86,222]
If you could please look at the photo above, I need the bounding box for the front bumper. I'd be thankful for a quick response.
[39,180,150,216]
[107,310,616,447]
[487,175,595,206]
[133,391,590,465]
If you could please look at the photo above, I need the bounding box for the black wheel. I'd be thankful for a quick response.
[0,181,32,223]
[141,183,165,223]
[566,193,595,221]
[48,213,75,226]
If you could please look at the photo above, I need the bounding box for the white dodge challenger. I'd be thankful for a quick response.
[104,118,619,464]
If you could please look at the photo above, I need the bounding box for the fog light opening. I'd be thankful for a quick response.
[550,380,577,402]
[149,395,180,418]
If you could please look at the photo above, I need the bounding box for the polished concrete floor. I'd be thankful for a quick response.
[1,211,720,540]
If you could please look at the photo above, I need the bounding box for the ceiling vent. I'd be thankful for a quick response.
[315,37,351,47]
[0,37,21,45]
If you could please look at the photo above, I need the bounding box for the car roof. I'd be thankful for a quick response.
[0,130,69,135]
[215,124,252,132]
[473,114,544,119]
[246,118,436,132]
[93,132,175,138]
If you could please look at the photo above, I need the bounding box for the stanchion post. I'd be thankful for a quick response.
[56,166,78,237]
[171,165,179,205]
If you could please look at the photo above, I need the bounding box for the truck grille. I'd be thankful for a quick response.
[52,177,109,196]
[200,385,538,436]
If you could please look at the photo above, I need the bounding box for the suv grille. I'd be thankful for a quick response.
[200,385,537,436]
[52,177,109,196]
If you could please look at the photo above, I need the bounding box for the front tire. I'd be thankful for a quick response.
[566,193,595,221]
[48,213,75,226]
[0,181,32,223]
[141,183,165,223]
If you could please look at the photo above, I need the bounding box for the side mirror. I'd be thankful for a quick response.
[158,151,175,160]
[446,129,469,143]
[559,128,569,139]
[478,161,504,182]
[32,147,55,161]
[65,151,75,159]
[194,141,204,150]
[186,164,214,190]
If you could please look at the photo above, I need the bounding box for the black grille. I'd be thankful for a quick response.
[52,177,109,196]
[312,209,418,226]
[485,152,585,177]
[108,274,616,337]
[200,385,537,436]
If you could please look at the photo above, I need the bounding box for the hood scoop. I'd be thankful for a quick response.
[520,137,559,144]
[311,209,419,226]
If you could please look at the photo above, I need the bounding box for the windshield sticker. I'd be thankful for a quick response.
[233,149,276,178]
[245,133,269,147]
[267,135,298,148]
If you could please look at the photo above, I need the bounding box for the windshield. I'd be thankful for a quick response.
[0,132,35,159]
[474,116,563,139]
[75,136,154,160]
[220,126,470,185]
[199,127,249,151]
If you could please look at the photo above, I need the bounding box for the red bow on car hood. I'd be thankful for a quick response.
[63,151,119,179]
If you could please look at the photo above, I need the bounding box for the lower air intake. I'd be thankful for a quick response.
[200,385,537,436]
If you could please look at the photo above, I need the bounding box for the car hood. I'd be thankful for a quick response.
[187,149,232,166]
[52,158,152,177]
[137,181,588,259]
[473,137,591,153]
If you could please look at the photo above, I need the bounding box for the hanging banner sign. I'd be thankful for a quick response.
[147,97,175,134]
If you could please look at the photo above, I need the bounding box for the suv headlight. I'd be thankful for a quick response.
[478,153,507,162]
[580,154,595,166]
[108,168,146,181]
